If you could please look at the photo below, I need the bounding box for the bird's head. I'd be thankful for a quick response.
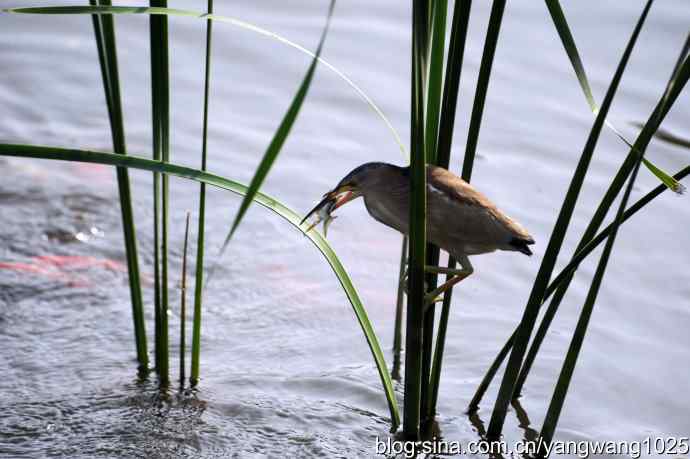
[300,162,402,229]
[330,161,401,203]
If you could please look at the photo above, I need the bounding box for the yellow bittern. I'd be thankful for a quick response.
[301,162,534,304]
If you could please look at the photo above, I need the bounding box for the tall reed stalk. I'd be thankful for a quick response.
[5,2,404,431]
[419,0,447,425]
[537,38,690,459]
[512,57,689,398]
[191,0,214,387]
[426,0,472,421]
[402,0,429,440]
[149,0,170,386]
[89,0,148,373]
[469,2,690,413]
[486,0,653,440]
[6,1,686,444]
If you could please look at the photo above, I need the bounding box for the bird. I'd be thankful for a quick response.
[301,162,534,304]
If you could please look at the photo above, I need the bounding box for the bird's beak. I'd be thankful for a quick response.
[300,195,332,226]
[332,188,359,210]
[299,184,359,228]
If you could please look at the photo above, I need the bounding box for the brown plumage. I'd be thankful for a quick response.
[303,162,533,256]
[301,162,534,300]
[424,164,534,257]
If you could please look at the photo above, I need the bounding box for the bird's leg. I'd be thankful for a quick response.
[424,255,473,306]
[402,264,465,295]
[424,265,469,277]
[401,266,431,295]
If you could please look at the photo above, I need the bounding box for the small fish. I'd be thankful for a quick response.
[301,193,337,236]
[301,188,357,237]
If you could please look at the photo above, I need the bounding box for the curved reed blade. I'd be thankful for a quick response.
[509,52,690,397]
[3,4,406,159]
[89,0,148,373]
[486,0,654,440]
[545,0,684,194]
[0,143,401,431]
[538,73,658,456]
[469,163,690,413]
[478,1,689,432]
[190,0,214,388]
[209,1,335,282]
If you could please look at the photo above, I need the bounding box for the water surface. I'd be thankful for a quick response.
[1,0,689,457]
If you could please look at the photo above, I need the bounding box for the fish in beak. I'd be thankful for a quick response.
[300,184,360,236]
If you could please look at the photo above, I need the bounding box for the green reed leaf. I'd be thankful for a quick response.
[510,49,690,398]
[213,1,334,273]
[427,0,473,421]
[538,30,658,447]
[486,0,653,440]
[3,4,406,159]
[545,0,683,194]
[424,0,447,165]
[0,142,401,431]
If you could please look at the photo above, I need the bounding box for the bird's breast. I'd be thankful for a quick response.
[363,194,409,235]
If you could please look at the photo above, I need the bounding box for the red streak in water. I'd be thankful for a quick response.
[0,255,127,287]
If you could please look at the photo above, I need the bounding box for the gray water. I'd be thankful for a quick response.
[1,1,689,457]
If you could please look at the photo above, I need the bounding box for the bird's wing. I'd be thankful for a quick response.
[426,165,533,243]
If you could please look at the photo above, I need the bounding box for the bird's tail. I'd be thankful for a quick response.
[509,237,534,256]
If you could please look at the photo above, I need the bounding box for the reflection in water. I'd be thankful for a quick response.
[511,398,539,445]
[465,401,540,459]
[467,411,505,459]
[469,409,487,439]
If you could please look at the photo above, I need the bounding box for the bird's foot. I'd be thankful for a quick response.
[423,271,473,307]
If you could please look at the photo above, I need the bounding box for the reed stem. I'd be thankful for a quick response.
[392,236,408,382]
[427,0,473,420]
[89,0,148,374]
[420,0,447,423]
[191,0,214,388]
[180,212,190,387]
[403,0,429,440]
[150,0,170,386]
[486,0,652,439]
